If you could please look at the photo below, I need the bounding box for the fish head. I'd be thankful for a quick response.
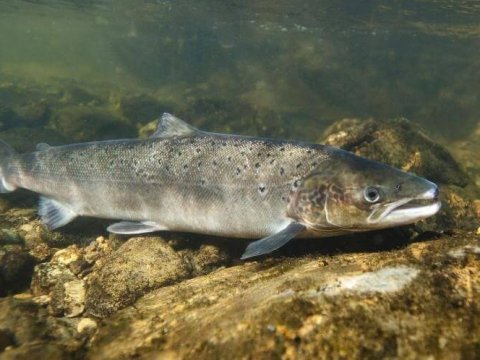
[288,150,441,232]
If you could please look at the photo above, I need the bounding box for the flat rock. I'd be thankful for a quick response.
[88,232,480,359]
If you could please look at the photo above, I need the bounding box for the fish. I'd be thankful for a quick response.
[0,113,441,259]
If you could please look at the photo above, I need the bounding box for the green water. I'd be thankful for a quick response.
[0,0,479,141]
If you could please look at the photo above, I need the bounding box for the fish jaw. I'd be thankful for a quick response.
[368,185,441,227]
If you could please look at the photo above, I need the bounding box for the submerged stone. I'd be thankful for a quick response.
[85,236,191,317]
[0,246,35,296]
[87,232,480,360]
[50,105,136,142]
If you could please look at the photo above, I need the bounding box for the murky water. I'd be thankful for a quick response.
[0,0,479,140]
[0,2,479,358]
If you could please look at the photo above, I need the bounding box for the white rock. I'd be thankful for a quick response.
[52,245,81,266]
[77,317,98,334]
[323,266,420,296]
[64,279,86,317]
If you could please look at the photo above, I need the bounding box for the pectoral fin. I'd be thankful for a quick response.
[107,221,167,235]
[38,197,77,229]
[241,222,306,260]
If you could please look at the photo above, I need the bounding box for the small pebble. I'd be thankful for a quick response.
[77,318,98,334]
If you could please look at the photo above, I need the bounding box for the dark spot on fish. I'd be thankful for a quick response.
[200,179,206,186]
[293,180,301,188]
[222,142,227,146]
[178,151,182,156]
[241,151,246,156]
[307,150,312,154]
[257,153,262,157]
[243,164,248,169]
[183,164,188,169]
[196,148,201,153]
[109,160,114,166]
[255,162,260,168]
[210,141,215,146]
[267,153,271,157]
[296,163,302,169]
[280,167,285,176]
[270,159,275,165]
[133,160,139,166]
[280,147,285,152]
[198,161,202,167]
[165,165,170,172]
[249,147,253,151]
[312,162,318,167]
[258,185,266,193]
[213,160,217,166]
[236,167,241,175]
[227,156,232,162]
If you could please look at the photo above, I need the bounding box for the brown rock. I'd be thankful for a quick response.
[87,232,480,360]
[85,236,191,317]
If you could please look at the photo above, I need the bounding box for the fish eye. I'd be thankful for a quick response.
[363,186,381,203]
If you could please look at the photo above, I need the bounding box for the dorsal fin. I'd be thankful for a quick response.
[151,113,203,138]
[36,143,51,151]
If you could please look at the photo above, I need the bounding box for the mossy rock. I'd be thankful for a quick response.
[50,106,136,142]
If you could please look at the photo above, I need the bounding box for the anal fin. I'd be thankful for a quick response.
[241,222,306,260]
[107,221,167,235]
[38,197,77,230]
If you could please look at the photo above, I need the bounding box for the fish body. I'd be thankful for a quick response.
[0,114,441,258]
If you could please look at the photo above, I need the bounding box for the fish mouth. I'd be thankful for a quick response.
[368,188,441,226]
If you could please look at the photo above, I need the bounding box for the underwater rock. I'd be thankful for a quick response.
[87,232,480,360]
[451,121,480,189]
[118,94,174,125]
[0,103,16,131]
[322,118,468,186]
[27,236,114,317]
[85,236,191,317]
[61,86,103,106]
[77,317,98,335]
[0,246,35,296]
[0,127,69,153]
[182,97,279,137]
[50,105,136,142]
[0,297,80,359]
[13,101,51,128]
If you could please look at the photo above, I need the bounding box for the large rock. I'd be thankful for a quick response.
[87,232,480,359]
[85,236,229,317]
[0,246,35,296]
[322,118,469,186]
[0,297,81,359]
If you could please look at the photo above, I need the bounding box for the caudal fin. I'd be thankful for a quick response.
[0,140,17,193]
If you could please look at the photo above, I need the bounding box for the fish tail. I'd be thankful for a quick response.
[0,140,17,193]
